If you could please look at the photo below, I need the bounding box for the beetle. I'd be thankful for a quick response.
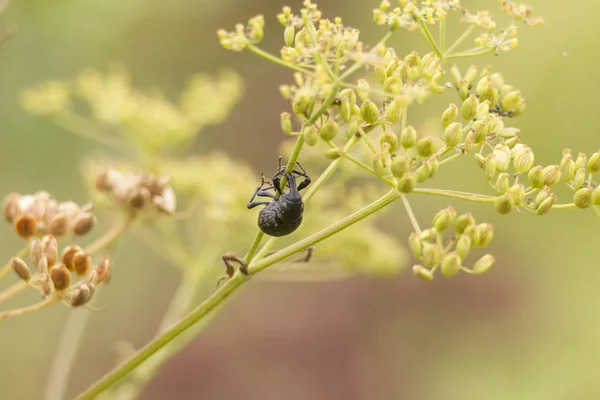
[247,160,311,237]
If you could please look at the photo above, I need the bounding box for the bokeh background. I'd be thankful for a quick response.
[1,0,599,399]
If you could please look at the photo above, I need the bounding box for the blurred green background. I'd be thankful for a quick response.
[1,0,599,399]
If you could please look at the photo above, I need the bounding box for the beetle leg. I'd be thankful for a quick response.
[221,252,249,277]
[290,168,311,191]
[247,182,277,209]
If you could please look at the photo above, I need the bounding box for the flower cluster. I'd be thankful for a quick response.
[3,192,96,238]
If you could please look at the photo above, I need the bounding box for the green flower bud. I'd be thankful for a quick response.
[574,187,595,209]
[416,137,436,157]
[463,224,480,246]
[400,126,417,149]
[421,242,441,268]
[485,153,497,181]
[397,172,417,193]
[450,64,461,86]
[512,145,534,173]
[417,162,432,183]
[443,122,463,148]
[380,131,399,153]
[472,254,495,274]
[408,232,422,258]
[508,184,525,206]
[360,100,380,124]
[536,193,556,216]
[433,206,456,232]
[493,144,511,172]
[560,154,576,181]
[476,223,494,247]
[375,65,387,85]
[284,24,295,47]
[501,90,522,111]
[428,156,439,178]
[572,168,587,191]
[372,155,386,177]
[319,119,339,141]
[475,153,486,169]
[456,235,471,259]
[587,152,600,174]
[575,152,587,170]
[325,148,343,160]
[528,165,544,189]
[500,127,520,140]
[534,186,551,209]
[494,173,510,194]
[594,185,600,206]
[391,155,410,178]
[419,228,437,242]
[472,120,489,143]
[385,57,399,76]
[461,94,479,121]
[514,102,526,117]
[441,104,458,128]
[464,64,478,85]
[292,91,311,115]
[441,252,462,278]
[494,192,514,215]
[480,87,500,107]
[280,112,292,135]
[458,80,469,100]
[542,165,561,187]
[304,125,318,146]
[356,79,371,101]
[385,96,405,124]
[382,76,402,93]
[412,264,434,281]
[345,119,359,139]
[339,97,351,122]
[475,100,490,120]
[454,213,475,235]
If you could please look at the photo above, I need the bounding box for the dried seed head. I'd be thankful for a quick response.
[70,284,93,307]
[94,257,111,285]
[14,213,38,238]
[61,245,83,271]
[37,255,49,274]
[40,275,54,298]
[95,169,113,192]
[72,212,96,236]
[50,264,72,291]
[41,235,59,267]
[72,252,91,276]
[11,257,31,282]
[48,213,68,237]
[30,238,42,266]
[3,192,21,222]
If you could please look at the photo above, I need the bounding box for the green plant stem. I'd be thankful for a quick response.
[551,203,577,210]
[445,46,496,60]
[444,25,474,56]
[400,194,422,234]
[438,152,463,166]
[338,31,393,81]
[413,188,495,203]
[244,230,265,263]
[0,244,29,281]
[440,18,446,54]
[414,12,442,58]
[247,45,315,76]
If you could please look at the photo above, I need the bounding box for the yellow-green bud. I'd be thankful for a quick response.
[382,76,402,93]
[464,64,478,85]
[375,65,387,85]
[485,153,497,181]
[419,228,437,241]
[454,213,475,235]
[280,112,292,135]
[319,119,339,141]
[284,24,295,47]
[397,172,417,193]
[575,152,587,170]
[339,97,351,122]
[386,97,405,124]
[360,100,380,124]
[534,186,551,209]
[472,119,489,143]
[292,90,311,114]
[493,144,511,172]
[441,104,458,128]
[372,155,386,177]
[475,153,486,169]
[380,131,399,153]
[501,90,522,111]
[416,137,436,157]
[536,193,556,215]
[574,187,595,209]
[345,119,359,139]
[475,100,490,120]
[356,79,371,101]
[528,165,544,189]
[508,184,525,206]
[408,232,422,259]
[461,94,479,121]
[472,254,495,274]
[480,87,500,107]
[560,155,576,181]
[421,242,441,268]
[450,64,461,86]
[542,165,561,187]
[400,126,417,149]
[391,155,410,178]
[441,252,462,278]
[572,168,587,191]
[385,57,399,76]
[456,235,471,259]
[594,185,600,206]
[494,172,510,194]
[512,145,534,173]
[305,126,318,147]
[417,162,432,183]
[494,192,514,215]
[476,223,494,247]
[458,80,470,100]
[463,225,480,247]
[429,156,439,178]
[325,148,343,160]
[587,152,600,174]
[443,122,463,148]
[433,206,456,232]
[500,127,520,140]
[412,264,434,281]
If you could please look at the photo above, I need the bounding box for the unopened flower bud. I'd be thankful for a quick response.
[11,257,30,282]
[284,24,295,47]
[461,95,479,121]
[480,87,500,107]
[475,153,486,169]
[72,251,91,276]
[560,154,575,181]
[493,144,510,172]
[325,148,343,160]
[475,100,490,120]
[456,235,471,259]
[14,213,37,238]
[534,186,551,209]
[280,112,292,135]
[587,152,600,174]
[441,252,462,278]
[472,254,495,274]
[494,192,514,215]
[408,232,422,259]
[450,64,461,86]
[380,132,399,153]
[476,223,494,247]
[339,97,352,122]
[464,64,478,85]
[391,155,410,178]
[454,213,475,235]
[536,193,556,215]
[542,165,561,187]
[397,172,416,193]
[513,146,534,173]
[528,165,544,189]
[572,168,587,190]
[385,97,405,124]
[304,125,318,146]
[501,90,522,111]
[443,122,463,148]
[574,187,595,209]
[412,264,434,281]
[416,137,436,157]
[441,104,458,127]
[485,153,497,181]
[433,206,456,232]
[50,264,72,291]
[494,173,510,194]
[419,228,437,241]
[292,91,311,115]
[360,100,380,124]
[421,242,441,268]
[356,79,371,101]
[400,126,417,149]
[372,155,386,177]
[575,153,587,170]
[417,162,432,183]
[458,81,469,100]
[319,119,339,141]
[508,184,525,206]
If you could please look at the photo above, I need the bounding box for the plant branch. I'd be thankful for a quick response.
[0,296,56,320]
[444,25,474,57]
[400,194,422,234]
[247,45,315,76]
[0,280,28,305]
[413,188,495,203]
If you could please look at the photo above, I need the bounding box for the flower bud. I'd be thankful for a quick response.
[432,206,456,232]
[391,155,410,178]
[485,153,497,181]
[501,90,521,111]
[534,186,551,209]
[493,144,510,172]
[372,155,386,177]
[360,100,380,124]
[575,153,587,170]
[528,165,544,189]
[574,187,595,209]
[339,97,351,122]
[464,64,478,85]
[443,122,463,148]
[292,90,311,114]
[472,254,495,274]
[461,95,479,121]
[319,119,339,141]
[385,57,399,76]
[385,96,405,124]
[441,104,458,127]
[542,165,561,187]
[458,80,469,100]
[11,257,30,282]
[476,223,494,247]
[417,162,432,183]
[416,137,435,157]
[456,235,471,259]
[73,212,96,236]
[380,132,399,153]
[508,184,525,206]
[397,172,416,193]
[454,213,475,235]
[72,251,91,276]
[594,185,600,206]
[304,125,318,146]
[400,126,417,149]
[14,213,37,238]
[412,264,434,281]
[560,154,575,181]
[37,255,49,274]
[450,64,461,86]
[40,275,54,298]
[441,252,462,278]
[587,152,600,174]
[471,120,489,144]
[50,264,72,291]
[494,173,510,194]
[480,87,500,107]
[375,65,387,85]
[512,146,534,173]
[536,193,556,215]
[356,79,371,101]
[501,128,520,140]
[325,148,343,160]
[475,100,490,120]
[408,232,422,259]
[572,168,587,191]
[419,228,437,242]
[280,112,292,135]
[494,193,514,215]
[284,24,295,47]
[475,153,486,169]
[345,119,359,139]
[421,243,441,268]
